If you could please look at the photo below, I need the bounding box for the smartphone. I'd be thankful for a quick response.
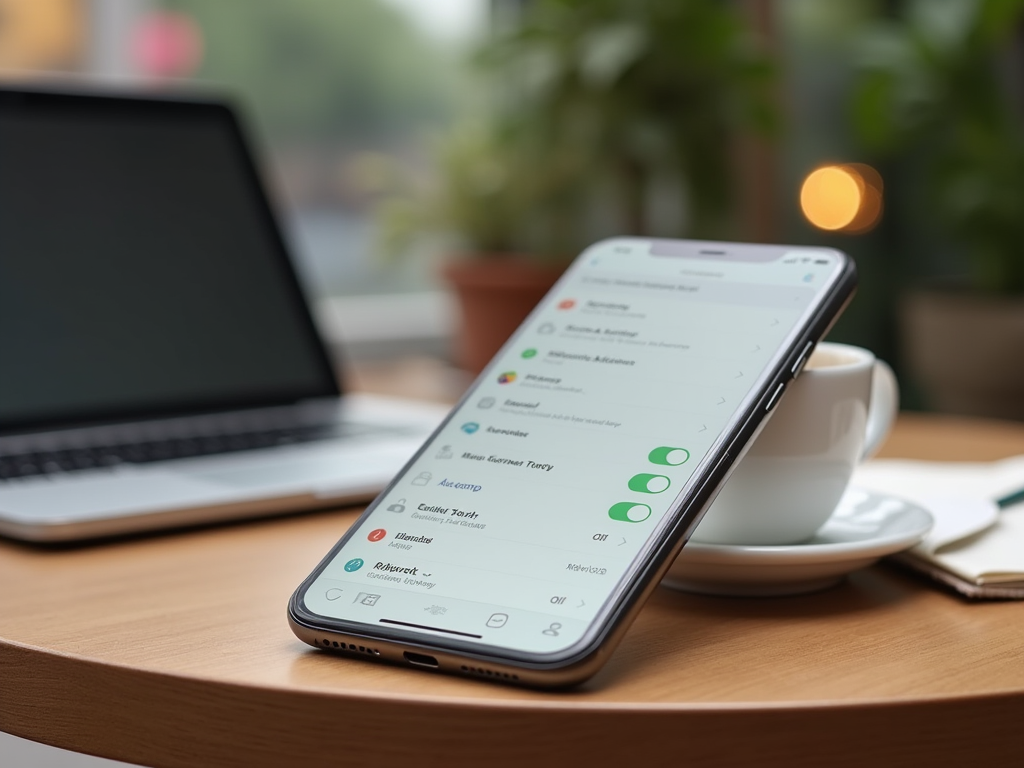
[288,238,856,687]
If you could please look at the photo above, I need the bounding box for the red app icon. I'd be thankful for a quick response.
[557,298,576,310]
[368,528,387,542]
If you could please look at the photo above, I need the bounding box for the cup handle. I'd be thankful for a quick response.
[862,359,899,460]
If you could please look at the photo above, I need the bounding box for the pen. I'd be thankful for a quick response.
[996,487,1024,509]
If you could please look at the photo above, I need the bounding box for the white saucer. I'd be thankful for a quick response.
[662,487,934,596]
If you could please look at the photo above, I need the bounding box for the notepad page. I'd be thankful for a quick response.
[854,456,1024,584]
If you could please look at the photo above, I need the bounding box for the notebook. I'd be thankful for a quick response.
[0,86,447,543]
[854,456,1024,599]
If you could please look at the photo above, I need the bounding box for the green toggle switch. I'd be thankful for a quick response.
[648,446,690,466]
[609,502,652,523]
[628,473,671,493]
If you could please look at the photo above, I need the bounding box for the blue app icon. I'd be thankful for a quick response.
[461,422,480,434]
[344,558,364,572]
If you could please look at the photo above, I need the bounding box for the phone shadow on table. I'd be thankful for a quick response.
[584,564,925,692]
[285,564,923,695]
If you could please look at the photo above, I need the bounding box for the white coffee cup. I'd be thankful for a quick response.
[689,342,899,546]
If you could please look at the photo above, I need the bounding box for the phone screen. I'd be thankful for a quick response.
[299,239,849,657]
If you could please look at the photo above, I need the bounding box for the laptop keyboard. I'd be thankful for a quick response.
[0,423,368,481]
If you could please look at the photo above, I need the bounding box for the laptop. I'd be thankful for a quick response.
[0,86,447,543]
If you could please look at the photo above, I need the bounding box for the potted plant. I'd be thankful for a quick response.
[380,121,573,373]
[851,0,1024,418]
[382,0,774,372]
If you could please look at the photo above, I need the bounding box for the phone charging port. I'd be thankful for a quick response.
[404,651,439,668]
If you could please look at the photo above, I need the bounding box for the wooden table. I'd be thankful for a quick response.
[2,412,1024,768]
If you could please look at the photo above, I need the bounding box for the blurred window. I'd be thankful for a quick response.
[0,0,485,353]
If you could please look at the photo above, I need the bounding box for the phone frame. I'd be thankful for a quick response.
[289,238,857,688]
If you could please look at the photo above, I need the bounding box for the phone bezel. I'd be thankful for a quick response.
[288,238,858,687]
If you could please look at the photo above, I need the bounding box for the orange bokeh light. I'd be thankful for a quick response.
[799,164,883,234]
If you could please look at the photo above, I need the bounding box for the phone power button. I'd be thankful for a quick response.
[765,382,786,412]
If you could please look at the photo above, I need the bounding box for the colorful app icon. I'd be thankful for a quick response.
[344,558,365,572]
[367,528,387,542]
[521,348,538,359]
[557,299,576,310]
[461,422,480,434]
[498,371,517,385]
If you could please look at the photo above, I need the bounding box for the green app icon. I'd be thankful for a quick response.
[628,473,671,493]
[521,348,538,359]
[609,502,652,523]
[648,447,690,466]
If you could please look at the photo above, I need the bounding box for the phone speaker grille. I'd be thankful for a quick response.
[319,638,380,656]
[460,665,519,682]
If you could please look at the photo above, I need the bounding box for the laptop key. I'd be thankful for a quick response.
[0,422,371,481]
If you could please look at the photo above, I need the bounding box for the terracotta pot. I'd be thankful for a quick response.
[902,288,1024,420]
[442,258,565,373]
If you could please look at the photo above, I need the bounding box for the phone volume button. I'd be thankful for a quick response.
[790,340,815,378]
[765,382,786,412]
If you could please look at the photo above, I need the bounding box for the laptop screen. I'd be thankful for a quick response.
[0,89,340,434]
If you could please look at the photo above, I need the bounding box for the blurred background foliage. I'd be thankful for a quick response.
[381,0,777,265]
[4,0,1024,407]
[852,0,1024,295]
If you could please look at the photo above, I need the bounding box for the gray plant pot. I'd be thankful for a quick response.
[902,288,1024,420]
